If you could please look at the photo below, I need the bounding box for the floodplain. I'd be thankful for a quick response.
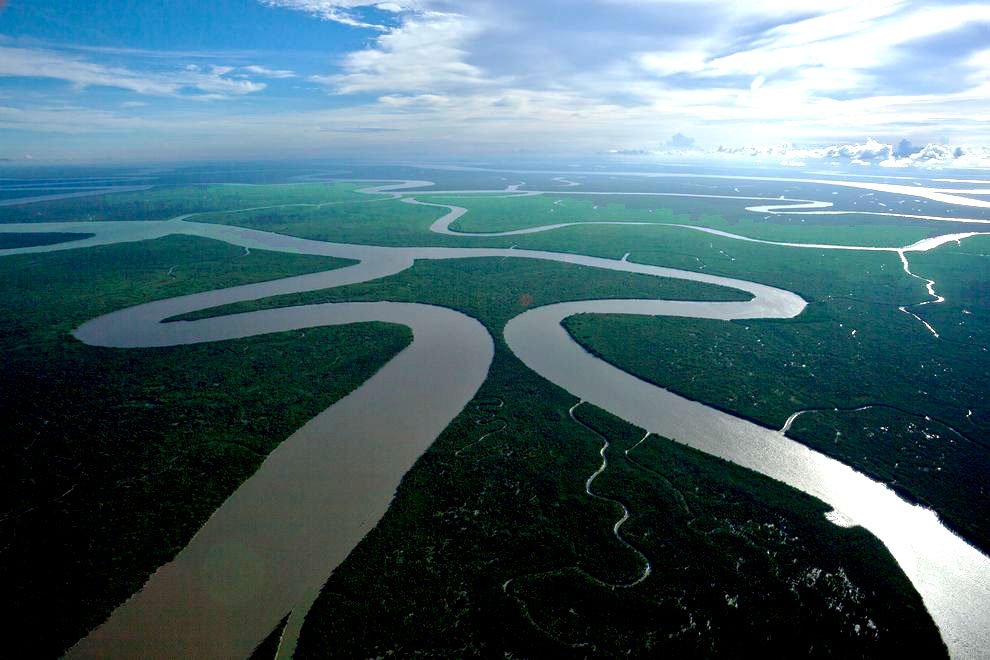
[1,162,988,658]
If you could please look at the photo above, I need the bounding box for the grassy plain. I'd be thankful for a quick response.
[0,236,410,657]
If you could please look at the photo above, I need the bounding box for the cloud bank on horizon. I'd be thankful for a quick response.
[0,0,988,165]
[629,137,990,170]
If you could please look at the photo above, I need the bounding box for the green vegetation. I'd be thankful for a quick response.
[2,177,981,656]
[788,406,987,545]
[2,180,960,251]
[518,228,918,301]
[115,242,942,655]
[296,350,943,656]
[0,236,409,657]
[0,232,92,248]
[196,194,443,246]
[563,238,990,553]
[172,257,752,323]
[150,251,939,656]
[0,182,390,223]
[425,192,943,247]
[0,189,88,201]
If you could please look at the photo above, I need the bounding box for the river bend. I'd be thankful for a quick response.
[0,176,987,657]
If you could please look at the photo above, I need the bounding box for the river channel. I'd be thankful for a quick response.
[0,177,987,657]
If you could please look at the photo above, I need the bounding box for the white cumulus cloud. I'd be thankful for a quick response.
[314,11,495,94]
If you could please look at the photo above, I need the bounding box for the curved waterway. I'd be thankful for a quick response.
[71,301,493,659]
[1,177,988,657]
[0,185,152,207]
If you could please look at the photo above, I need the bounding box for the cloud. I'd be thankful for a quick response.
[665,133,697,150]
[7,1,990,161]
[258,0,417,29]
[315,11,495,94]
[607,148,651,155]
[714,138,990,169]
[242,65,296,79]
[293,0,990,149]
[0,104,165,133]
[317,125,401,132]
[818,138,895,165]
[377,93,451,108]
[0,46,266,99]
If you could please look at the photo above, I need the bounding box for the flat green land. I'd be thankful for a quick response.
[172,257,751,323]
[0,182,391,223]
[2,179,980,656]
[160,251,944,655]
[564,236,990,553]
[0,189,90,201]
[0,232,92,248]
[4,181,968,250]
[425,193,946,247]
[0,236,410,657]
[285,257,944,656]
[195,191,444,246]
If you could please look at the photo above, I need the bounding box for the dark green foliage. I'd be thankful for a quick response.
[788,406,988,548]
[0,177,974,657]
[195,194,442,246]
[0,232,92,248]
[174,256,750,323]
[432,193,945,247]
[563,239,990,554]
[0,237,410,657]
[292,257,945,657]
[0,189,89,201]
[296,354,945,656]
[0,182,389,223]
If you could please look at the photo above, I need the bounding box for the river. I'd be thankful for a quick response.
[0,175,987,657]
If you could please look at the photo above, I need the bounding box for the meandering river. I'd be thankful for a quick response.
[1,175,988,658]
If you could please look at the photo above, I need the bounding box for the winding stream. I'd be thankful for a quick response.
[1,174,989,657]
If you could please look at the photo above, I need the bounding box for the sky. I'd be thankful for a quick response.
[0,0,988,163]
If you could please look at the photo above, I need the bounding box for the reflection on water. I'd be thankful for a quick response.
[1,186,986,657]
[506,299,990,658]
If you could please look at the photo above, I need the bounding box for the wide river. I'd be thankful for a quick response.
[0,176,987,658]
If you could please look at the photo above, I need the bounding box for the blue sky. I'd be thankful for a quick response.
[1,0,989,163]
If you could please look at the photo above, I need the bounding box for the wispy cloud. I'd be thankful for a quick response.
[242,64,297,79]
[259,0,412,29]
[0,46,266,98]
